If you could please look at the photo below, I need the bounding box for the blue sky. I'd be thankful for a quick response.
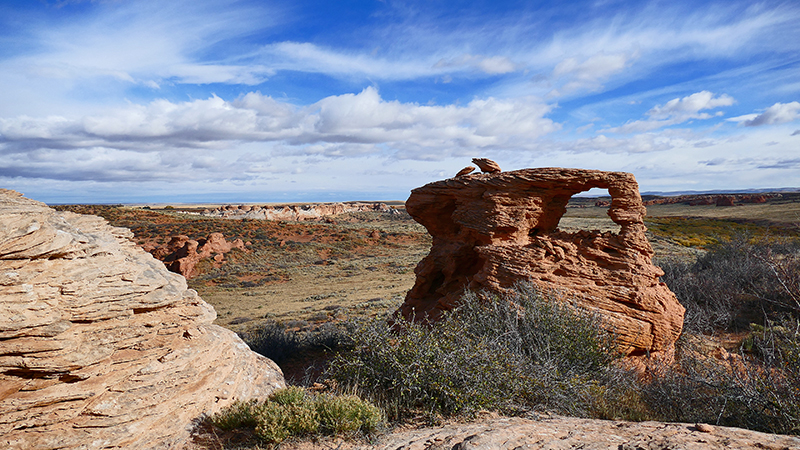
[1,0,799,203]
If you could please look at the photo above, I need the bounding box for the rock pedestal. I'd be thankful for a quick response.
[0,189,284,449]
[399,168,684,356]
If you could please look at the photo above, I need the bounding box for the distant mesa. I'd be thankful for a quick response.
[398,167,685,358]
[594,193,777,208]
[0,189,284,449]
[201,201,395,221]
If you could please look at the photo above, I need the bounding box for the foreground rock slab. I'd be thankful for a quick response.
[0,189,284,449]
[399,168,684,356]
[375,415,800,450]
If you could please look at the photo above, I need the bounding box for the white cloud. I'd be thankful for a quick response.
[646,91,735,119]
[605,91,734,133]
[0,0,281,102]
[433,54,517,75]
[0,87,559,182]
[549,52,633,95]
[727,102,800,127]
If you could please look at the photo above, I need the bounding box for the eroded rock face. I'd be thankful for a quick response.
[149,232,246,279]
[0,189,284,450]
[399,168,684,356]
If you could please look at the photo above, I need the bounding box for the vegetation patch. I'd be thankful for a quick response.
[644,217,784,248]
[323,283,630,422]
[209,386,383,445]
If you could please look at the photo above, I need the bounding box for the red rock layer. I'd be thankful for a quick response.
[399,168,684,356]
[149,232,246,279]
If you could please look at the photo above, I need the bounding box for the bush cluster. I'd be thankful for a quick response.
[653,232,800,434]
[323,283,629,421]
[210,386,383,445]
[659,233,800,334]
[639,321,800,434]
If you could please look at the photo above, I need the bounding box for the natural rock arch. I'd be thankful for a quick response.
[398,168,684,357]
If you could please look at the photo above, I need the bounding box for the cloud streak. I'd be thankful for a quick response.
[605,91,734,133]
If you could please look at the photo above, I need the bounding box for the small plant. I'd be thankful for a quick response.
[315,392,383,434]
[209,387,384,445]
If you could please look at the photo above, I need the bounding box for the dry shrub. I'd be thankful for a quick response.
[659,232,800,333]
[324,283,628,421]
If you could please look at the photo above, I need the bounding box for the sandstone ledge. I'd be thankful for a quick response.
[374,414,800,450]
[0,189,284,449]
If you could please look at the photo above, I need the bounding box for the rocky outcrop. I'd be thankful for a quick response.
[454,166,476,177]
[472,158,501,173]
[149,233,246,279]
[0,189,284,449]
[399,168,684,356]
[201,202,393,221]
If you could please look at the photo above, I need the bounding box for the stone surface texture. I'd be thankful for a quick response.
[399,168,684,356]
[373,414,800,450]
[0,189,284,450]
[471,158,502,173]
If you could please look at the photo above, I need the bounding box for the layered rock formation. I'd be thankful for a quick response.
[399,168,684,356]
[148,233,246,279]
[201,202,393,221]
[0,189,284,449]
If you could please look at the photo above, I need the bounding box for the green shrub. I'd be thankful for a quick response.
[324,283,624,421]
[208,399,261,430]
[209,387,384,445]
[315,393,383,434]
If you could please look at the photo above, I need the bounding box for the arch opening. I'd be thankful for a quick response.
[557,188,621,234]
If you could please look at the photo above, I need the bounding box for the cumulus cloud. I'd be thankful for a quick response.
[0,87,559,180]
[727,102,800,127]
[605,91,734,133]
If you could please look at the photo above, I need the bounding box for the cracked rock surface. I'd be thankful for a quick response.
[0,189,284,450]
